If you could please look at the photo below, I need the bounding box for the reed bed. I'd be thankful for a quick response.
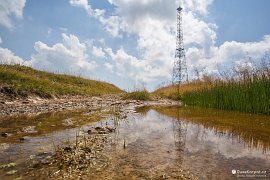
[155,62,270,114]
[182,77,270,114]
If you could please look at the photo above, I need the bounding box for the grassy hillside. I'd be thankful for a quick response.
[0,64,123,98]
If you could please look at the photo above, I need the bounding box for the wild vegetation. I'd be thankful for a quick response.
[182,77,270,114]
[122,89,151,101]
[154,80,212,100]
[155,60,270,114]
[0,64,123,98]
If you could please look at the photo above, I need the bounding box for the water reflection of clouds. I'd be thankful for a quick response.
[116,110,175,146]
[183,123,270,160]
[150,107,270,158]
[125,109,270,162]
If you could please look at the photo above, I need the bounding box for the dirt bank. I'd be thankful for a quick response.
[0,93,179,117]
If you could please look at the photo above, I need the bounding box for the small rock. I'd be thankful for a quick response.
[37,151,52,157]
[161,174,168,179]
[0,143,9,152]
[1,132,10,137]
[105,126,116,132]
[62,118,74,126]
[19,136,30,141]
[64,146,72,152]
[40,159,51,165]
[95,127,104,131]
[6,170,17,175]
[29,155,35,160]
[111,101,121,105]
[98,131,108,134]
[0,162,17,169]
[22,126,37,134]
[92,97,102,101]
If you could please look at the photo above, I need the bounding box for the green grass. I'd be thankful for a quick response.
[154,63,270,115]
[0,64,123,98]
[122,90,151,101]
[182,78,270,114]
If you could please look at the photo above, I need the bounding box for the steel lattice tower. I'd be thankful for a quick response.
[172,5,188,85]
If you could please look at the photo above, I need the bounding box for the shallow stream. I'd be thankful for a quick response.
[0,106,269,179]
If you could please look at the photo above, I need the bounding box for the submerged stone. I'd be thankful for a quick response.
[1,133,10,137]
[6,170,17,175]
[22,126,37,134]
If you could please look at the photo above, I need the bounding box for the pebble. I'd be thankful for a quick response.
[0,143,10,152]
[22,126,37,134]
[1,132,10,137]
[105,126,116,132]
[62,118,74,126]
[20,136,30,141]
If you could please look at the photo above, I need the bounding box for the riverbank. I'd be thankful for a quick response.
[0,93,179,117]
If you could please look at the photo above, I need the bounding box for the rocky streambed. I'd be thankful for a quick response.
[0,94,178,116]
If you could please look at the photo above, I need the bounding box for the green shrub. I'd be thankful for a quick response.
[123,90,151,101]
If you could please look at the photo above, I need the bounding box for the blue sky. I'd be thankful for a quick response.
[211,0,270,45]
[0,0,270,90]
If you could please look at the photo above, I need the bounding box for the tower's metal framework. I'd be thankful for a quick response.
[172,5,188,85]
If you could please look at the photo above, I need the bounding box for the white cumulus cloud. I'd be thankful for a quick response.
[69,0,106,18]
[105,47,170,83]
[180,0,214,15]
[98,15,124,37]
[189,35,270,76]
[69,0,93,15]
[0,0,26,30]
[0,48,26,65]
[30,33,97,74]
[96,0,186,85]
[104,62,114,73]
[92,46,105,58]
[103,0,270,86]
[67,0,270,88]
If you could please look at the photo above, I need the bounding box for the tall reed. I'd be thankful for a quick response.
[182,71,270,114]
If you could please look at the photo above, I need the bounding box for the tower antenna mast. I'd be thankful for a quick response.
[172,4,188,92]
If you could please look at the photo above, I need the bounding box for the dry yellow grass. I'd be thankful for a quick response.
[154,80,213,100]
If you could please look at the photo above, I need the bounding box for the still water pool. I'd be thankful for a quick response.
[0,106,269,179]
